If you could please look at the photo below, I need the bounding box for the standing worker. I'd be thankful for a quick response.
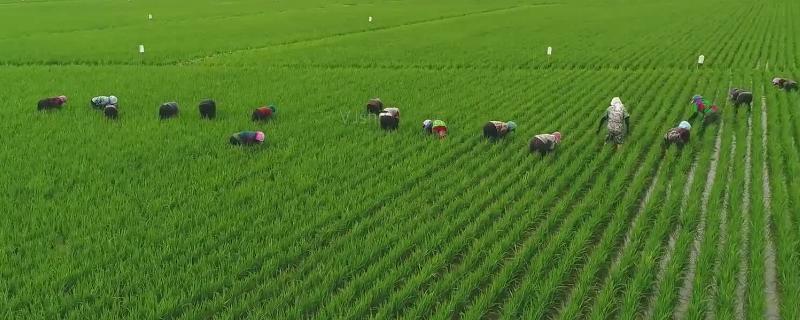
[37,95,67,111]
[597,97,630,148]
[483,121,516,139]
[423,119,448,138]
[230,131,265,146]
[252,105,277,121]
[379,107,400,130]
[529,131,562,156]
[663,121,691,148]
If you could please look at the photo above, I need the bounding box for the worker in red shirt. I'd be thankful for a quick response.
[37,95,67,111]
[252,105,277,121]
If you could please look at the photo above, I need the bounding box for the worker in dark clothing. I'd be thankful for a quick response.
[379,108,400,130]
[159,102,179,119]
[199,99,216,119]
[37,95,67,111]
[530,132,562,156]
[366,98,383,115]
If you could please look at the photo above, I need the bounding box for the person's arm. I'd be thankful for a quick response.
[624,113,631,131]
[596,112,608,133]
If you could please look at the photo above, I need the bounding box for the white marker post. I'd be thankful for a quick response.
[139,44,145,54]
[697,54,705,69]
[368,16,373,22]
[148,14,153,20]
[547,46,553,64]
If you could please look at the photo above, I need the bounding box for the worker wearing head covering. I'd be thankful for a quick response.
[159,102,179,119]
[252,105,276,121]
[198,99,216,119]
[597,97,630,146]
[690,95,720,124]
[422,119,447,138]
[90,95,118,109]
[772,77,798,91]
[230,131,265,145]
[366,98,384,115]
[483,121,516,139]
[530,132,562,156]
[664,121,691,148]
[379,107,400,130]
[37,95,67,111]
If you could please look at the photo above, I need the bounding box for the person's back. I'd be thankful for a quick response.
[379,108,400,130]
[38,95,67,111]
[199,99,216,119]
[230,131,265,145]
[159,102,179,119]
[530,132,561,155]
[252,106,276,121]
[664,121,691,148]
[483,121,516,139]
[366,98,383,115]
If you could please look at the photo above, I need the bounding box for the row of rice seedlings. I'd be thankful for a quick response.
[683,112,732,319]
[642,97,722,318]
[171,71,518,318]
[766,79,800,320]
[400,79,624,319]
[447,69,655,318]
[558,69,703,319]
[531,67,703,316]
[200,69,545,318]
[746,80,771,319]
[262,84,545,318]
[6,67,478,316]
[491,70,679,318]
[324,69,600,319]
[580,69,711,318]
[6,68,428,318]
[375,69,627,319]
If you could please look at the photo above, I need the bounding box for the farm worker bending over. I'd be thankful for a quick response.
[689,95,720,124]
[529,132,561,156]
[37,95,67,111]
[366,98,383,115]
[252,105,276,121]
[159,102,179,119]
[597,97,630,147]
[663,121,691,148]
[198,99,216,119]
[104,105,119,119]
[729,88,753,111]
[483,121,516,139]
[423,119,448,138]
[379,107,400,130]
[90,95,118,109]
[230,131,265,146]
[772,77,798,91]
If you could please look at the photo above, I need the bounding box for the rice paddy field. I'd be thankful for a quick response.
[1,0,799,318]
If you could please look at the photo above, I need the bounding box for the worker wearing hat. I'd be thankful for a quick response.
[483,120,516,140]
[530,131,562,156]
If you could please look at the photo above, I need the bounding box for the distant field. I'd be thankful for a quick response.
[1,0,798,318]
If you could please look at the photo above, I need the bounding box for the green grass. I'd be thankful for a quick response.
[0,0,797,318]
